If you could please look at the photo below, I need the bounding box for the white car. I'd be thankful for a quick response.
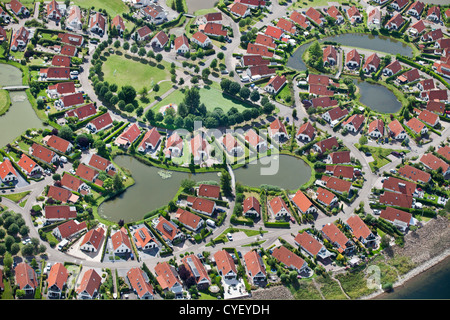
[226,233,233,241]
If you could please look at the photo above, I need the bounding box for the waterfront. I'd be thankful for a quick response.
[354,79,402,113]
[0,64,43,147]
[99,154,311,222]
[287,33,414,72]
[375,256,450,300]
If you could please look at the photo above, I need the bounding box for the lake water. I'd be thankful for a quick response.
[375,256,450,299]
[98,154,311,223]
[0,64,43,147]
[354,80,402,114]
[287,33,413,72]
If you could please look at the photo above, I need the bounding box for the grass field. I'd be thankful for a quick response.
[152,85,256,114]
[72,0,129,17]
[0,89,11,116]
[102,54,171,92]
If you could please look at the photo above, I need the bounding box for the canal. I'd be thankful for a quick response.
[287,33,414,72]
[0,64,43,147]
[98,154,311,223]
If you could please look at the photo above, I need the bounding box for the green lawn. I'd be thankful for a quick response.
[151,85,256,114]
[72,0,129,17]
[102,54,171,92]
[0,89,11,116]
[2,191,31,203]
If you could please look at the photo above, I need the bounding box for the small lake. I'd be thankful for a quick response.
[287,33,414,72]
[0,64,43,147]
[98,154,311,223]
[354,79,402,114]
[185,0,218,14]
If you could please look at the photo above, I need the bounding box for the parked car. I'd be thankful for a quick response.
[226,233,233,241]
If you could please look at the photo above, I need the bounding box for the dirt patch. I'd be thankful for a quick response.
[242,285,295,300]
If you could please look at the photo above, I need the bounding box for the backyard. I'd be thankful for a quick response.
[72,0,129,17]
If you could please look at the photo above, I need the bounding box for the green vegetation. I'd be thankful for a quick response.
[102,54,171,92]
[2,191,31,203]
[72,0,129,17]
[0,90,11,116]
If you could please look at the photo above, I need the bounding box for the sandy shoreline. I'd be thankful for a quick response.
[362,248,450,300]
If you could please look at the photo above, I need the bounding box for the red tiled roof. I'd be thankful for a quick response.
[57,33,84,47]
[229,2,249,17]
[192,197,215,214]
[406,117,426,134]
[112,15,125,30]
[15,262,38,291]
[347,215,372,240]
[296,121,315,140]
[294,232,323,256]
[368,119,384,135]
[51,55,70,67]
[48,82,76,96]
[243,196,261,215]
[383,176,417,195]
[155,262,181,291]
[328,150,351,164]
[305,7,324,25]
[65,103,96,120]
[47,263,68,291]
[0,159,17,180]
[88,112,113,131]
[152,30,169,46]
[269,196,290,215]
[47,185,73,203]
[388,119,405,137]
[176,208,202,230]
[198,184,220,199]
[139,127,161,149]
[308,74,329,86]
[323,176,352,194]
[317,187,337,206]
[398,165,431,183]
[437,145,450,162]
[315,136,339,153]
[76,163,99,182]
[241,54,269,66]
[81,227,105,250]
[31,143,56,163]
[192,31,210,44]
[55,219,87,239]
[46,134,71,153]
[418,109,438,126]
[322,223,350,250]
[127,267,154,299]
[44,205,77,220]
[384,60,402,75]
[255,33,276,48]
[277,18,296,34]
[76,269,101,297]
[420,153,449,172]
[290,11,309,29]
[247,43,273,57]
[380,206,412,225]
[88,154,111,172]
[346,48,360,64]
[174,34,189,51]
[214,249,237,277]
[244,250,266,278]
[265,75,286,92]
[202,22,227,37]
[272,246,306,271]
[119,123,141,144]
[17,154,39,175]
[379,191,413,208]
[60,173,84,192]
[343,114,365,131]
[291,190,313,213]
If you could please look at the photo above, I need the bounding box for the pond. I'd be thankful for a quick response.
[98,154,311,223]
[287,33,414,72]
[0,64,43,147]
[185,0,218,14]
[354,79,402,114]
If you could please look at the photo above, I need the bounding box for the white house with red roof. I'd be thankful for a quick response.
[17,154,41,176]
[323,45,337,66]
[322,106,349,125]
[245,129,267,153]
[269,118,288,141]
[391,0,409,11]
[291,190,316,215]
[66,5,82,30]
[305,7,325,27]
[296,121,315,142]
[174,34,190,54]
[47,263,69,299]
[153,216,183,245]
[175,208,204,232]
[65,103,97,121]
[80,227,105,252]
[269,196,290,219]
[243,250,266,284]
[0,159,18,183]
[76,269,102,300]
[407,1,425,18]
[165,132,183,158]
[264,75,287,95]
[44,134,73,154]
[347,6,362,24]
[127,267,155,300]
[86,112,113,133]
[181,254,211,289]
[214,250,238,282]
[368,119,384,138]
[10,26,29,51]
[272,245,309,273]
[426,6,441,22]
[141,4,166,24]
[385,13,405,31]
[316,187,338,207]
[52,219,87,240]
[383,60,402,76]
[346,48,361,69]
[15,262,37,296]
[346,215,376,246]
[388,119,407,140]
[136,25,152,41]
[380,206,414,232]
[57,92,84,109]
[313,136,340,154]
[31,143,59,164]
[154,262,183,296]
[138,127,162,153]
[321,223,354,254]
[89,12,106,36]
[243,196,261,218]
[294,232,331,260]
[46,0,63,21]
[115,123,141,148]
[39,67,71,81]
[133,226,158,250]
[44,205,77,223]
[290,11,310,29]
[363,53,381,73]
[343,114,365,133]
[191,31,212,48]
[112,15,126,36]
[9,0,29,17]
[228,2,251,18]
[111,227,132,254]
[150,30,169,48]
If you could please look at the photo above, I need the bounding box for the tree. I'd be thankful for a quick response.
[228,82,241,96]
[114,40,120,48]
[239,87,251,100]
[138,47,146,57]
[155,53,163,63]
[183,87,201,115]
[220,169,232,197]
[145,108,155,123]
[113,173,124,191]
[58,125,73,141]
[120,85,136,104]
[123,41,130,50]
[220,78,232,92]
[359,135,368,145]
[250,89,260,102]
[181,179,196,193]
